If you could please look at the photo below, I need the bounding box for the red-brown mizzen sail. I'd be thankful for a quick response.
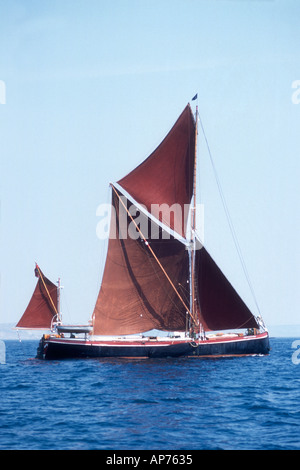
[16,265,58,329]
[194,243,259,331]
[92,188,190,335]
[117,104,196,238]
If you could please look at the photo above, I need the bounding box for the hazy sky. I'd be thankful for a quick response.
[0,0,299,330]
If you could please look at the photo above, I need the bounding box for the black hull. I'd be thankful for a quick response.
[38,333,270,360]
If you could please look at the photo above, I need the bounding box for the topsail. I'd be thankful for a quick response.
[117,105,196,238]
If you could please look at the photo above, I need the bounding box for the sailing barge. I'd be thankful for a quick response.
[16,103,270,359]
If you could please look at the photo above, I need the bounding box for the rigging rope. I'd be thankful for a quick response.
[198,114,261,317]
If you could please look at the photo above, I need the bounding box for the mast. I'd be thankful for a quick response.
[190,103,198,336]
[193,105,198,231]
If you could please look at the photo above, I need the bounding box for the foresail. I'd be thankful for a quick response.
[92,188,190,335]
[117,104,196,238]
[195,242,259,331]
[16,267,58,329]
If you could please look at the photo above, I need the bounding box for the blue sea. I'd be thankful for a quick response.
[0,337,299,451]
